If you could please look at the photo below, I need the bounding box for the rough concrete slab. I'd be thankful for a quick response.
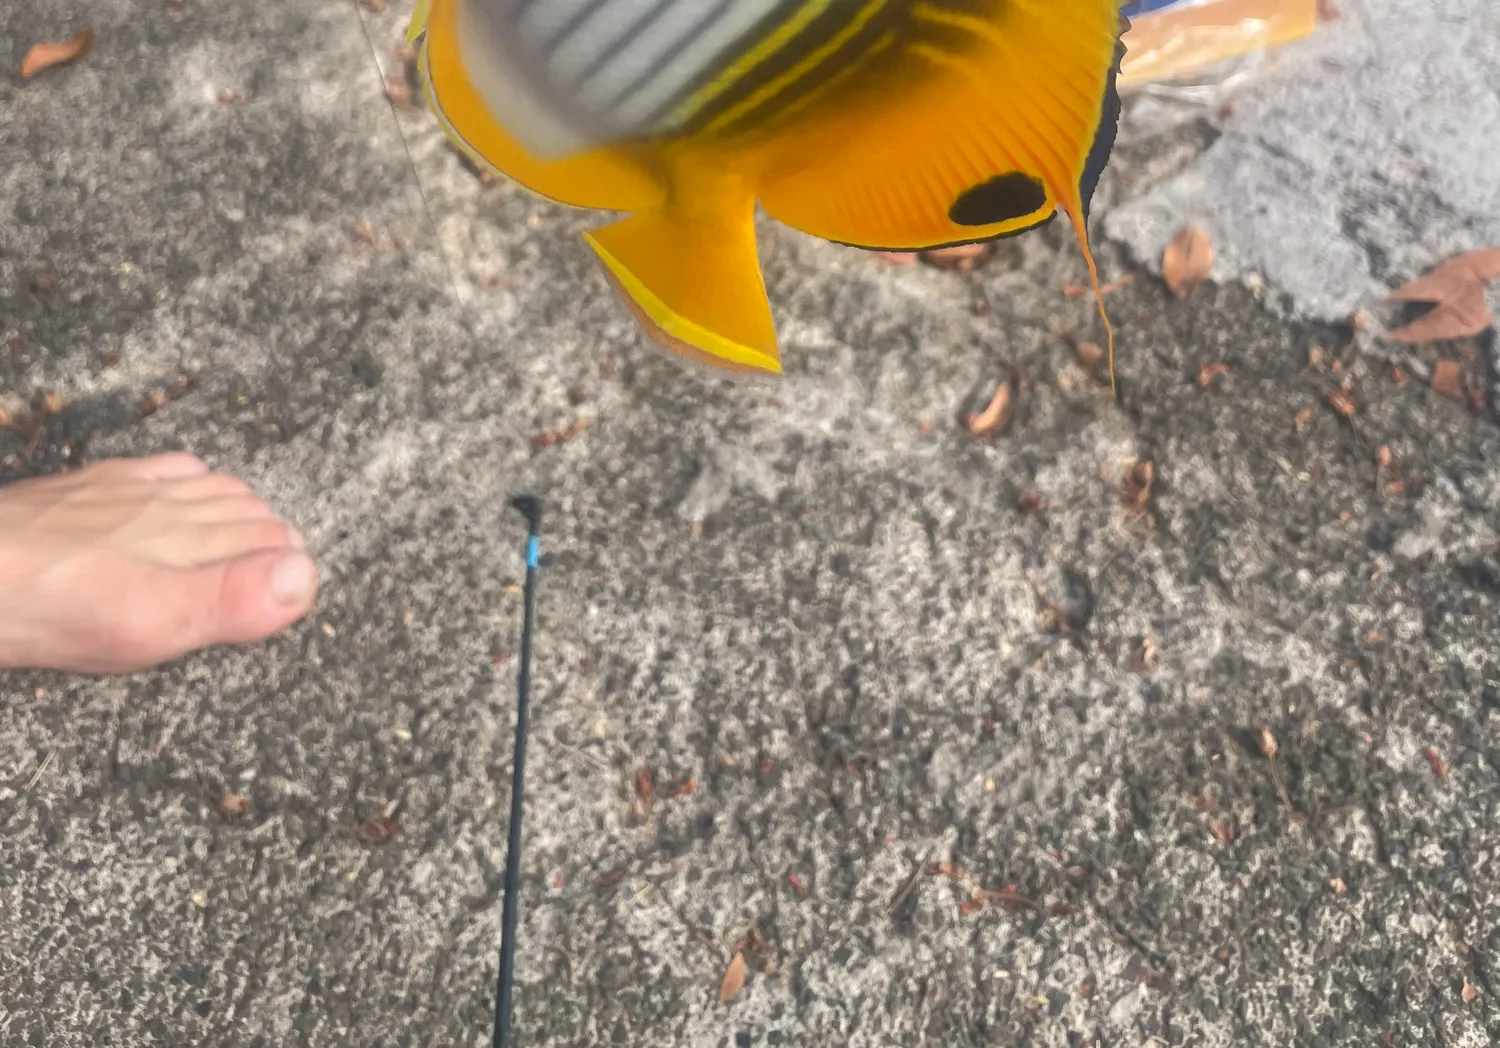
[1106,0,1500,324]
[2,2,1499,1047]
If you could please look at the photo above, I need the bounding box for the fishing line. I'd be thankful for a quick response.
[351,9,540,1043]
[349,1,465,305]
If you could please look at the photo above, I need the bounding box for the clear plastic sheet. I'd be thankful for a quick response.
[1118,0,1324,133]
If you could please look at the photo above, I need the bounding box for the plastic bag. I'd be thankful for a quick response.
[1120,0,1320,85]
[1116,0,1323,134]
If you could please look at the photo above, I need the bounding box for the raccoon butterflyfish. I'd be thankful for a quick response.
[408,0,1127,378]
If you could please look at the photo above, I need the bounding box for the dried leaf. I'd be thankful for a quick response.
[21,28,96,80]
[634,769,654,803]
[1294,407,1316,429]
[1162,226,1214,299]
[1329,877,1347,894]
[1210,817,1236,844]
[786,872,809,897]
[1424,746,1449,780]
[354,814,399,844]
[1324,389,1358,419]
[958,898,986,917]
[1121,460,1154,516]
[962,378,1013,438]
[1075,341,1104,369]
[597,869,624,888]
[666,778,697,799]
[1017,491,1046,514]
[922,242,991,271]
[719,952,748,1003]
[1129,635,1158,675]
[1385,249,1500,343]
[530,417,592,449]
[219,793,250,818]
[1258,726,1279,760]
[1431,359,1465,401]
[1197,362,1229,388]
[1462,979,1480,1003]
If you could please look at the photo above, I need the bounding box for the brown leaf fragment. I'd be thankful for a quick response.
[1391,365,1408,388]
[719,952,748,1003]
[597,869,624,888]
[1017,491,1046,514]
[21,28,96,80]
[786,872,809,897]
[35,391,64,416]
[1424,746,1449,780]
[385,73,413,109]
[354,814,399,844]
[1294,407,1316,429]
[140,388,169,416]
[1162,226,1214,299]
[962,378,1013,438]
[1215,944,1235,963]
[634,769,654,803]
[1462,979,1480,1003]
[1130,635,1158,675]
[958,898,986,917]
[922,242,991,271]
[1197,362,1229,388]
[530,417,592,449]
[219,793,250,818]
[1430,359,1465,401]
[1329,877,1347,894]
[1386,249,1500,343]
[1121,460,1154,516]
[1075,340,1104,369]
[1210,817,1236,845]
[1258,726,1279,760]
[665,778,697,799]
[1078,976,1097,999]
[1324,388,1358,419]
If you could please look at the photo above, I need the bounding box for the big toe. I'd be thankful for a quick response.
[163,549,319,656]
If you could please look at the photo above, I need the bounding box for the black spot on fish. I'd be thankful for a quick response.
[948,173,1048,228]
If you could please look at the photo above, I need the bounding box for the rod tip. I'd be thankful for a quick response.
[510,494,542,532]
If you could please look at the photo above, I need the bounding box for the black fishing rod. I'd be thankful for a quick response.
[494,495,541,1048]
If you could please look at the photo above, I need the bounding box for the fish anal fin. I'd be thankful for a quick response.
[585,207,782,377]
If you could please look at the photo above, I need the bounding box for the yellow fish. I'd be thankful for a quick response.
[408,0,1127,377]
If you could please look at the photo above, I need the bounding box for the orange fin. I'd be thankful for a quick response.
[751,1,1125,383]
[585,208,782,376]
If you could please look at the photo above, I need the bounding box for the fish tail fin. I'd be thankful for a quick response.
[1064,207,1117,394]
[584,210,781,377]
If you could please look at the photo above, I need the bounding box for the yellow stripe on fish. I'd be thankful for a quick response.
[410,0,1129,379]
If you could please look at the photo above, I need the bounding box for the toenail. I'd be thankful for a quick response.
[271,552,316,605]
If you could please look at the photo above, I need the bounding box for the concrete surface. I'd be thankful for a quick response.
[2,1,1498,1047]
[1106,0,1500,326]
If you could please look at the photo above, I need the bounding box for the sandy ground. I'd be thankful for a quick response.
[2,2,1497,1046]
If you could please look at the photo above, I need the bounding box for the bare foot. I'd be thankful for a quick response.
[0,453,317,673]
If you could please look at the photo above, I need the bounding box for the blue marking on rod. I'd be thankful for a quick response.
[526,536,539,569]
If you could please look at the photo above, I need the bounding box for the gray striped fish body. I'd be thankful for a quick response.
[460,0,911,158]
